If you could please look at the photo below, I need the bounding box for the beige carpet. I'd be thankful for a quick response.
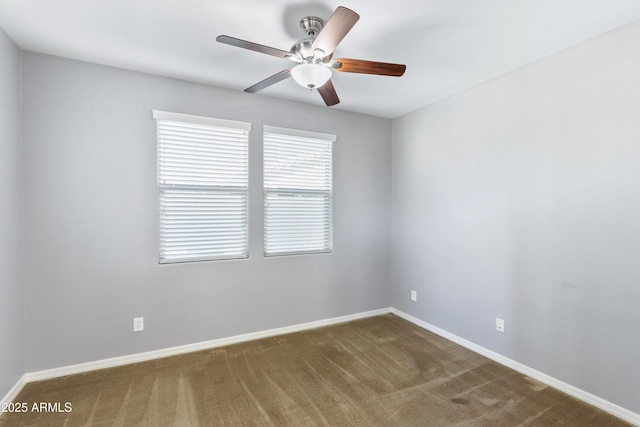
[0,314,631,426]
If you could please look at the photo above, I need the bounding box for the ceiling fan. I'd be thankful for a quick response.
[216,6,406,106]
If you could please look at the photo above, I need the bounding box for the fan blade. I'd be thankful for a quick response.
[334,58,406,76]
[312,6,359,57]
[244,69,292,93]
[317,80,340,106]
[216,35,291,59]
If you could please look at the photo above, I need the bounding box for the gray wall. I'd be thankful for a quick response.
[21,52,391,372]
[0,28,23,398]
[392,20,640,413]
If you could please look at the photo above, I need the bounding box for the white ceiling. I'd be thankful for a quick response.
[1,1,640,118]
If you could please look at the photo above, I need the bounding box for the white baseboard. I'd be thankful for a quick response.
[23,307,392,383]
[5,306,638,426]
[0,374,26,408]
[391,308,640,426]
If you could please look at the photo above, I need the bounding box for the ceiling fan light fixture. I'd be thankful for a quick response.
[217,6,405,107]
[291,63,331,89]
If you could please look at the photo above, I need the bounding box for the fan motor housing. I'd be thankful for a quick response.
[290,38,315,59]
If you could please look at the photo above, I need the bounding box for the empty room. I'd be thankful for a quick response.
[1,1,639,425]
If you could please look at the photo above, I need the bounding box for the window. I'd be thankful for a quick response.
[263,125,335,256]
[153,110,251,263]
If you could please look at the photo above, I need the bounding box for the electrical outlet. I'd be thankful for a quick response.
[133,317,144,332]
[411,290,417,302]
[496,318,505,333]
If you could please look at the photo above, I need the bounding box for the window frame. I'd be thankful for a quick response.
[263,125,336,257]
[153,110,251,264]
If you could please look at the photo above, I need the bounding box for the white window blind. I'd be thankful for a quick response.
[153,110,251,263]
[263,125,335,256]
